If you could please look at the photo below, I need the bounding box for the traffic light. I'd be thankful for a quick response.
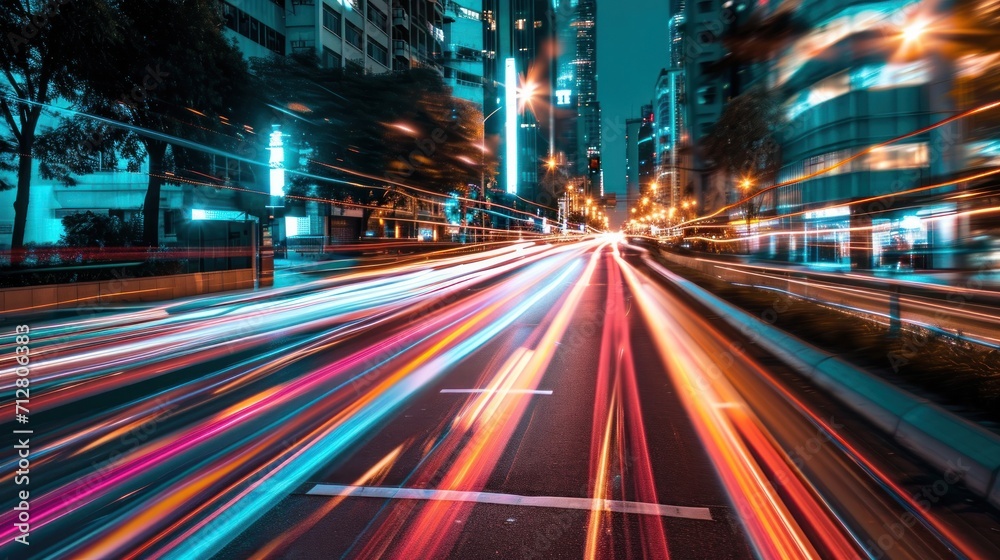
[588,156,600,172]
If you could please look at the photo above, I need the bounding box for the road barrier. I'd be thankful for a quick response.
[647,251,1000,511]
[0,269,254,314]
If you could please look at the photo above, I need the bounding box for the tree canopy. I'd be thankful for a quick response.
[702,85,784,187]
[1,0,118,256]
[249,54,496,210]
[73,0,252,246]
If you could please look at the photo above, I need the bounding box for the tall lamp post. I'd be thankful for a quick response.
[477,105,503,243]
[481,105,503,191]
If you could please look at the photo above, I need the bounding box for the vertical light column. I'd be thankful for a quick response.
[505,58,518,195]
[269,124,286,206]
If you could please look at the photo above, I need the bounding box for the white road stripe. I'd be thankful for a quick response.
[305,484,714,521]
[439,389,553,395]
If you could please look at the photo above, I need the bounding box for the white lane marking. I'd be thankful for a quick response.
[440,389,553,395]
[305,484,714,521]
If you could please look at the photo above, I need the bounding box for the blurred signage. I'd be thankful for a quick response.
[804,206,849,220]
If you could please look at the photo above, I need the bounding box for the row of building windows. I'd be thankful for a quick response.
[324,3,389,37]
[448,1,481,21]
[785,61,930,121]
[222,2,286,55]
[779,142,929,183]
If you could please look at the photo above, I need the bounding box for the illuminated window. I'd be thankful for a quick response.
[868,143,928,170]
[851,61,929,90]
[786,71,849,120]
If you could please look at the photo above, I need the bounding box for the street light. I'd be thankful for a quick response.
[902,18,928,43]
[480,105,503,191]
[469,105,505,243]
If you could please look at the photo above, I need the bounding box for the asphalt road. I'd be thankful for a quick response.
[1,238,998,559]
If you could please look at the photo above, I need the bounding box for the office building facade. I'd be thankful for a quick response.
[574,0,603,197]
[442,0,487,109]
[768,0,965,268]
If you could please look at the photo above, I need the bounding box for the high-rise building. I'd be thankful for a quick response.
[638,105,656,199]
[553,0,580,179]
[626,116,643,211]
[654,5,687,213]
[484,0,559,204]
[574,0,603,197]
[442,0,487,109]
[626,105,656,209]
[769,0,956,268]
[220,1,287,59]
[682,0,741,214]
[221,1,447,75]
[654,67,684,209]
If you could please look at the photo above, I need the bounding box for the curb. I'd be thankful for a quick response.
[644,253,1000,511]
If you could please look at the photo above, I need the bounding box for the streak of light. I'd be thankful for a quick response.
[613,246,855,559]
[248,445,406,560]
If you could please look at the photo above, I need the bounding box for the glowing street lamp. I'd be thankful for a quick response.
[902,18,928,43]
[268,124,285,200]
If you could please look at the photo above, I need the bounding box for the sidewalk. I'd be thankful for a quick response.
[272,256,363,288]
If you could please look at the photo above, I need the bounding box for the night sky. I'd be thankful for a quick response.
[597,0,672,223]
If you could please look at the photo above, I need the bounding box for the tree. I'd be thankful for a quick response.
[0,0,116,257]
[60,211,141,248]
[78,0,250,246]
[719,9,805,66]
[249,55,496,238]
[703,86,784,247]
